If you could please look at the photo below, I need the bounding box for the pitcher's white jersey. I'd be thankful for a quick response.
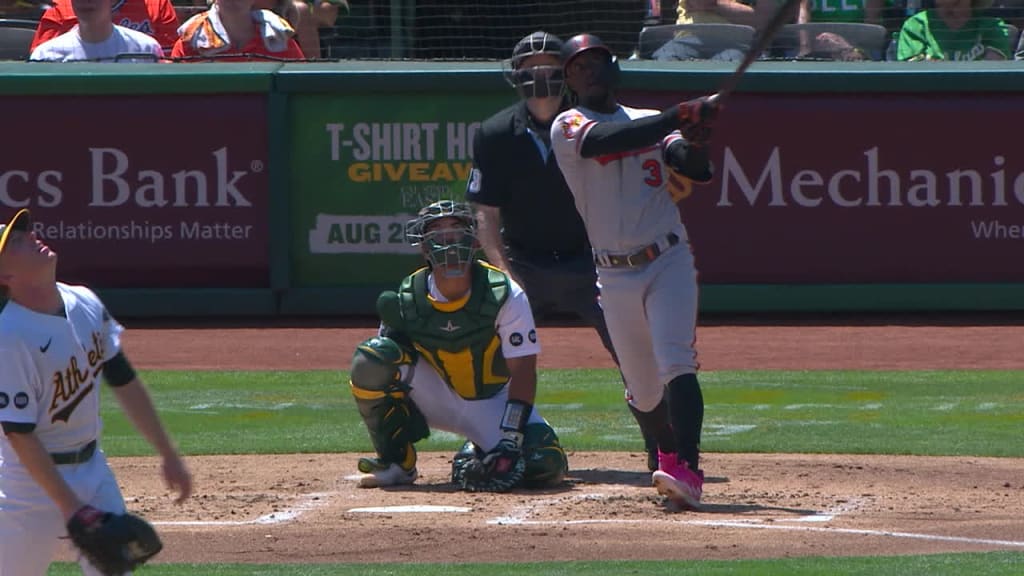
[550,104,688,255]
[0,283,122,461]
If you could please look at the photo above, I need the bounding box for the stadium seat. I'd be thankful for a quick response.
[772,23,889,61]
[637,23,756,60]
[0,20,36,61]
[0,18,39,29]
[1004,23,1021,58]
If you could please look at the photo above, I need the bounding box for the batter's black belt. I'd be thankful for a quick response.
[51,440,97,465]
[594,233,680,269]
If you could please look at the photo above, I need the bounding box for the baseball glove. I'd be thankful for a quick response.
[454,437,525,493]
[67,505,163,575]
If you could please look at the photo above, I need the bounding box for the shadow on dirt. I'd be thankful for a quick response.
[695,502,819,516]
[567,468,651,486]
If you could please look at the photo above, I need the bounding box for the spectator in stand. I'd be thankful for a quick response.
[252,0,318,58]
[187,0,321,57]
[675,0,771,26]
[171,0,304,60]
[897,0,1010,59]
[652,0,775,60]
[29,0,164,61]
[0,0,51,19]
[793,0,883,59]
[306,0,345,57]
[31,0,178,52]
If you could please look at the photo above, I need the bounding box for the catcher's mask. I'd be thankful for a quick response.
[503,31,565,99]
[405,201,477,277]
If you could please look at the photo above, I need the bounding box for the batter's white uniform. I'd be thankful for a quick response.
[393,273,548,453]
[551,105,699,413]
[0,284,129,576]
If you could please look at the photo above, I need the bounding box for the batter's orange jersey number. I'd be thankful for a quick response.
[642,159,663,187]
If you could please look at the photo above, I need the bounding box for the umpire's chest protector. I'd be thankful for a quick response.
[395,263,511,399]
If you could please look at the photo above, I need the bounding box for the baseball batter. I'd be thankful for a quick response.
[0,208,192,575]
[348,201,568,493]
[550,35,717,510]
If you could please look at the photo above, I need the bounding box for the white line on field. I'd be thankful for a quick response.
[488,516,1024,549]
[791,496,868,522]
[152,492,333,527]
[687,520,1024,548]
[486,493,1023,548]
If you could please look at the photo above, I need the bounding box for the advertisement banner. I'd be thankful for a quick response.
[622,91,1024,283]
[289,92,512,287]
[0,95,269,288]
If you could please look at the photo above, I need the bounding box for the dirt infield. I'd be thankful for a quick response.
[74,320,1024,564]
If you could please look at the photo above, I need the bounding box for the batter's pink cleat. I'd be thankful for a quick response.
[652,451,703,510]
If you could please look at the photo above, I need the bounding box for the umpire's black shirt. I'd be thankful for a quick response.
[466,100,590,258]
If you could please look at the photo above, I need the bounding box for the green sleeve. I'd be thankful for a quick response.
[897,13,932,61]
[982,19,1011,59]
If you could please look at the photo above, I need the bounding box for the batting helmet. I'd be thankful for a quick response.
[561,33,620,90]
[405,201,477,275]
[503,31,565,99]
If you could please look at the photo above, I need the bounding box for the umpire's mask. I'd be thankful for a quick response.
[503,31,565,99]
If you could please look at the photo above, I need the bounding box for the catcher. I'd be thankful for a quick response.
[349,200,568,492]
[0,208,191,575]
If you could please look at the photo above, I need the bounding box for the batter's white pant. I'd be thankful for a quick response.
[0,450,129,576]
[406,357,547,453]
[597,241,699,413]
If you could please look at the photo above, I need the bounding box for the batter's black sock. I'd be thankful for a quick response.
[628,398,675,455]
[666,373,704,472]
[627,403,657,451]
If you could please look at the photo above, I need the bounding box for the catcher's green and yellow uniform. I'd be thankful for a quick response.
[350,260,567,487]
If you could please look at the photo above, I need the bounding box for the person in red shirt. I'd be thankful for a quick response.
[31,0,180,52]
[171,0,304,60]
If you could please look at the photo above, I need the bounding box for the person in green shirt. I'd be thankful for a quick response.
[897,0,1011,59]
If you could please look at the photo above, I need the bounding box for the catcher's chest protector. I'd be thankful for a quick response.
[398,262,511,399]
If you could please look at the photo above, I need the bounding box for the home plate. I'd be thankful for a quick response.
[348,505,471,513]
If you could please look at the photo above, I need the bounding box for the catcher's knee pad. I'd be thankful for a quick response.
[350,336,415,393]
[521,423,568,488]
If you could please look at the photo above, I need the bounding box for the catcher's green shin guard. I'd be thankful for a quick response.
[350,337,428,466]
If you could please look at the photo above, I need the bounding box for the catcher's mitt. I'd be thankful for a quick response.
[454,438,525,493]
[67,505,163,575]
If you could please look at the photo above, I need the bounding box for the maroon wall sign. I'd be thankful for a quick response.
[0,95,269,288]
[623,91,1024,283]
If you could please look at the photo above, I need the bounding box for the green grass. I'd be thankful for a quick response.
[47,552,1024,575]
[99,369,1024,458]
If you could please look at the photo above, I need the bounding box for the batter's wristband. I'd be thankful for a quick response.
[500,400,533,433]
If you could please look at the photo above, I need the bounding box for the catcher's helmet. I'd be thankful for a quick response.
[405,201,477,276]
[503,31,565,99]
[561,33,620,91]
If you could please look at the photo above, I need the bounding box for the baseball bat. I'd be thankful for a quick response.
[709,0,803,104]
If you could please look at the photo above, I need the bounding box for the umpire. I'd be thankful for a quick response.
[465,31,658,470]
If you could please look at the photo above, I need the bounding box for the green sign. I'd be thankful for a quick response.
[289,92,511,287]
